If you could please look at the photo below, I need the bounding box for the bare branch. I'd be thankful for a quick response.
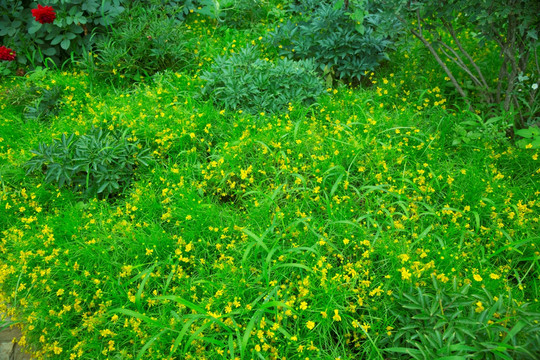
[503,14,519,111]
[442,19,490,92]
[535,47,540,75]
[409,26,471,108]
[438,41,484,89]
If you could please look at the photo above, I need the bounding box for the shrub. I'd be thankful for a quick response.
[381,277,540,359]
[201,45,325,114]
[0,74,63,121]
[267,0,398,84]
[93,5,192,82]
[22,84,63,121]
[198,0,271,28]
[0,0,126,68]
[389,0,540,127]
[25,128,152,197]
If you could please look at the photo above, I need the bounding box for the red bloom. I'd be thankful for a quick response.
[32,4,56,24]
[0,46,16,61]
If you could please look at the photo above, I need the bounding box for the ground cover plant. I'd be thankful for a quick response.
[0,1,539,359]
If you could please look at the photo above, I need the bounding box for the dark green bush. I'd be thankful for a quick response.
[0,0,126,68]
[25,128,152,197]
[268,1,398,84]
[92,5,192,82]
[23,84,63,121]
[201,45,325,114]
[381,277,540,359]
[0,75,63,121]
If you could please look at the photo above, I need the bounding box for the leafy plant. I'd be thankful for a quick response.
[25,128,152,197]
[141,0,199,21]
[198,0,271,28]
[382,276,540,359]
[0,76,63,121]
[268,0,398,84]
[452,112,511,146]
[23,85,63,121]
[0,0,126,68]
[515,127,540,149]
[94,5,192,82]
[201,45,325,114]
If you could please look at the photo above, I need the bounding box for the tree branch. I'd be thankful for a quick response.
[503,14,519,112]
[442,19,491,94]
[409,26,471,107]
[437,41,484,89]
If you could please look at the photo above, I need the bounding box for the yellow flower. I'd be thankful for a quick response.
[306,321,315,330]
[475,301,485,313]
[333,310,341,322]
[399,267,412,280]
[398,254,410,263]
[473,274,483,282]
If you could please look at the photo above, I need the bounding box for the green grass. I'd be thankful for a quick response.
[0,6,539,360]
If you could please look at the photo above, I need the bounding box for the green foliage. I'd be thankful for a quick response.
[197,0,271,28]
[0,0,126,67]
[93,5,192,82]
[0,74,63,121]
[147,0,272,28]
[451,113,511,146]
[268,0,398,84]
[383,277,540,359]
[389,0,540,126]
[24,128,152,197]
[515,127,540,149]
[201,45,325,114]
[143,0,199,21]
[23,85,63,121]
[0,58,17,77]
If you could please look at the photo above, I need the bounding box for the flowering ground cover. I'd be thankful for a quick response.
[1,2,539,359]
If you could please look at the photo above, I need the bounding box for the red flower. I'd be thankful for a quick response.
[32,4,56,24]
[0,46,16,61]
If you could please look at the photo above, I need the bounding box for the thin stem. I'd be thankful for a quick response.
[409,27,471,108]
[438,41,483,89]
[442,19,491,94]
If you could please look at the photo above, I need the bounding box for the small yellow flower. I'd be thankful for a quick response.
[473,274,483,282]
[399,267,412,280]
[475,301,485,313]
[306,321,315,330]
[333,309,341,322]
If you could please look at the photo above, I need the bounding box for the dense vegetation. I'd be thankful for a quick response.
[1,0,539,359]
